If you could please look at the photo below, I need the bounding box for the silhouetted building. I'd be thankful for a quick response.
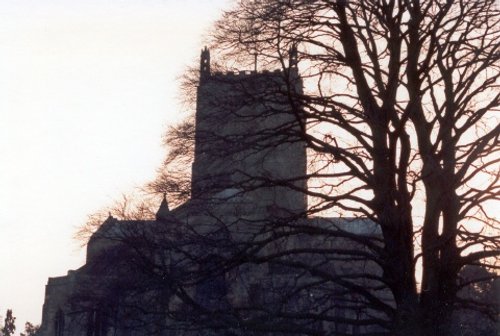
[38,47,382,336]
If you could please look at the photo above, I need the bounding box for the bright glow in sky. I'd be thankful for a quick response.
[0,0,230,330]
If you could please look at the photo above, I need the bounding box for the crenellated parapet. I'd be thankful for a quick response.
[211,68,281,78]
[199,46,300,84]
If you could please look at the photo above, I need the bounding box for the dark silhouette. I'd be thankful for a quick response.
[1,309,16,336]
[38,1,499,335]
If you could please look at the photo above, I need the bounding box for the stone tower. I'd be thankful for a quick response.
[191,47,307,215]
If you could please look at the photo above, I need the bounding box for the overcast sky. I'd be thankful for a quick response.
[0,0,230,330]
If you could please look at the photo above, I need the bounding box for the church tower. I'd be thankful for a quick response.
[191,47,307,215]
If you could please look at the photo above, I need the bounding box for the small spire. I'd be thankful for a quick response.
[200,46,211,80]
[101,213,116,227]
[156,193,171,221]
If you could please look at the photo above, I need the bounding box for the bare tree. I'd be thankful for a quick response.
[75,192,159,245]
[201,1,500,335]
[145,117,196,207]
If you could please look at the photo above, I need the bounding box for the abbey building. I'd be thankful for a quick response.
[38,47,382,336]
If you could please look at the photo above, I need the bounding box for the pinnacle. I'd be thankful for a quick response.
[156,194,171,221]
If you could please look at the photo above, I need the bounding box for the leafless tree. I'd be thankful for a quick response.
[200,1,500,335]
[145,117,196,207]
[75,192,159,244]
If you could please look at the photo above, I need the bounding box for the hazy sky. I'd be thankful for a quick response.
[0,0,230,330]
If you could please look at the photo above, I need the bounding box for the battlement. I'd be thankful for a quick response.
[199,46,299,83]
[211,68,283,77]
[201,67,300,91]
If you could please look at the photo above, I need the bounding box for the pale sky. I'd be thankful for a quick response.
[0,0,231,331]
